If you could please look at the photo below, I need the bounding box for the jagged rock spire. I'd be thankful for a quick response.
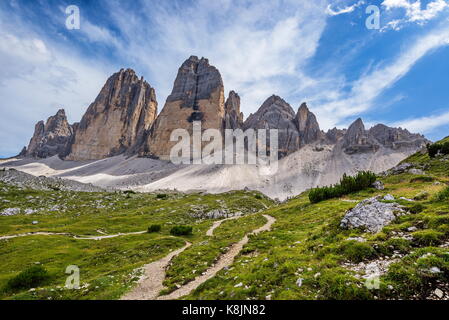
[25,108,74,158]
[66,68,158,160]
[295,102,322,146]
[224,91,243,129]
[144,56,226,160]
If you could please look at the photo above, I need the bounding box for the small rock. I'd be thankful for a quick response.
[407,226,418,232]
[383,194,395,201]
[340,196,406,233]
[32,221,39,225]
[234,282,243,288]
[265,294,272,300]
[296,278,303,287]
[408,168,424,175]
[372,181,385,190]
[314,272,321,279]
[434,288,444,299]
[347,237,366,242]
[429,267,441,274]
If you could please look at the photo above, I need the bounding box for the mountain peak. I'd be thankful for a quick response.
[65,68,158,160]
[25,109,74,159]
[295,102,321,145]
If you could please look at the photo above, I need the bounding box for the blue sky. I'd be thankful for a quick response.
[1,0,449,157]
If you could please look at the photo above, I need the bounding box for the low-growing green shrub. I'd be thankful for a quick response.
[412,230,444,246]
[413,191,429,201]
[254,194,263,200]
[309,171,377,203]
[337,241,376,263]
[427,141,449,158]
[408,204,426,214]
[315,270,373,300]
[156,194,168,199]
[435,186,449,202]
[170,225,193,236]
[148,224,161,233]
[5,265,51,291]
[410,176,435,183]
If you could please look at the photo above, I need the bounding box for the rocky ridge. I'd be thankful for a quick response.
[24,109,74,158]
[66,68,158,160]
[18,55,429,163]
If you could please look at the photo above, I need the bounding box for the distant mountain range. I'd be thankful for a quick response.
[11,56,430,199]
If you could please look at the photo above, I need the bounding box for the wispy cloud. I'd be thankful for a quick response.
[382,0,449,30]
[100,0,329,115]
[313,22,449,130]
[0,8,110,156]
[326,0,365,16]
[390,109,449,133]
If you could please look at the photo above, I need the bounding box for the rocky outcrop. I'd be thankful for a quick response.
[66,69,157,160]
[340,119,429,155]
[25,109,74,158]
[295,103,323,146]
[340,196,407,233]
[144,56,225,160]
[341,118,379,154]
[326,127,346,144]
[369,124,428,150]
[224,91,243,129]
[20,55,430,166]
[243,95,300,158]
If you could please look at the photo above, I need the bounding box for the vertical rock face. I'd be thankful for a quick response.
[326,127,346,144]
[342,118,379,154]
[224,91,243,129]
[145,56,225,159]
[295,103,322,146]
[66,69,157,160]
[243,95,300,157]
[369,124,427,149]
[25,109,74,158]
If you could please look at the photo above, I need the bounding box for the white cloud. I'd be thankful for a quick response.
[382,0,449,30]
[105,0,329,115]
[0,26,110,156]
[326,0,365,16]
[390,109,449,133]
[313,23,449,130]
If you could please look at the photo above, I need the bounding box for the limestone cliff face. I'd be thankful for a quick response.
[243,95,300,157]
[224,91,243,130]
[295,103,323,146]
[66,69,157,160]
[341,119,429,154]
[369,124,428,150]
[25,109,74,158]
[326,127,346,144]
[341,118,379,154]
[145,56,225,160]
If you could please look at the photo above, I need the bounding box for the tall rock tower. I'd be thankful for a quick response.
[145,56,226,160]
[25,109,74,158]
[66,69,158,160]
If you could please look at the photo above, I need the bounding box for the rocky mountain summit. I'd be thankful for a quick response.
[224,91,243,130]
[24,109,74,158]
[243,95,301,157]
[19,55,429,164]
[66,68,158,160]
[142,56,227,159]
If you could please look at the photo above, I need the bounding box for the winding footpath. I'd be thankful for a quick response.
[0,230,147,241]
[206,215,241,236]
[0,213,276,301]
[121,241,192,300]
[156,214,275,300]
